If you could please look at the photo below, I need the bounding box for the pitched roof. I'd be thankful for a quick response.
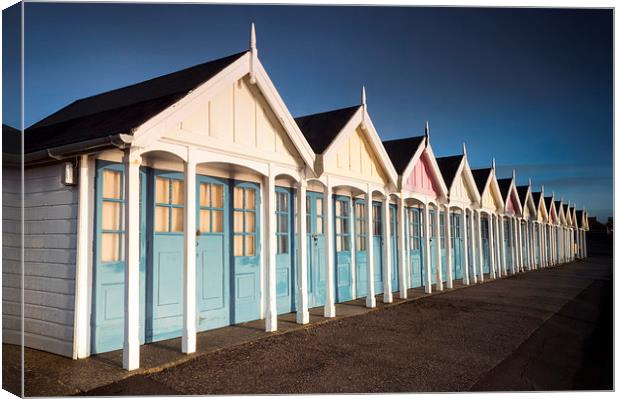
[575,210,584,227]
[531,191,542,207]
[382,136,425,174]
[24,51,247,153]
[294,105,360,154]
[435,155,463,188]
[471,168,492,194]
[497,178,512,200]
[545,196,554,210]
[554,200,562,211]
[3,124,21,155]
[516,185,529,206]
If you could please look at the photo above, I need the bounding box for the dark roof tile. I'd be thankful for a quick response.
[435,155,463,188]
[516,185,529,206]
[294,106,360,154]
[471,168,492,194]
[497,178,512,200]
[382,136,425,174]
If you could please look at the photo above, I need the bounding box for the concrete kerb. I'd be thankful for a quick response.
[76,260,577,393]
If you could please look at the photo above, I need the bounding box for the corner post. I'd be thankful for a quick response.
[365,187,376,308]
[296,178,309,324]
[382,196,392,303]
[182,152,197,353]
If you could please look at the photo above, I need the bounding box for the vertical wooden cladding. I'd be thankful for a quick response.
[330,127,387,184]
[403,154,440,195]
[168,76,301,167]
[482,183,502,211]
[450,173,477,204]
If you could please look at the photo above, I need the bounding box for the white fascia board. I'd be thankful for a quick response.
[362,112,399,186]
[254,59,317,174]
[424,144,450,201]
[488,171,505,211]
[132,53,250,147]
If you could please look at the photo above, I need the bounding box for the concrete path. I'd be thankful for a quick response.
[3,257,612,396]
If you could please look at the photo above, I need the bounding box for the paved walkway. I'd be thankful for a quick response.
[3,258,611,395]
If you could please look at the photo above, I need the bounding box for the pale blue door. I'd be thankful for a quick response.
[451,213,463,280]
[91,161,146,354]
[276,187,296,315]
[504,219,512,271]
[409,207,424,288]
[196,176,229,331]
[306,191,326,308]
[389,204,399,292]
[334,196,353,302]
[232,182,261,323]
[481,217,490,274]
[429,209,438,284]
[440,211,447,282]
[372,201,384,295]
[467,213,475,278]
[534,224,540,264]
[148,170,184,342]
[354,198,368,299]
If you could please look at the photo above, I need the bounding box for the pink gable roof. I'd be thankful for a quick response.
[505,188,519,215]
[403,152,440,196]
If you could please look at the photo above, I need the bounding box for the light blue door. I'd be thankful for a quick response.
[481,216,490,274]
[232,182,261,323]
[451,213,463,280]
[409,207,424,288]
[354,199,368,299]
[429,209,438,284]
[91,161,146,354]
[389,204,399,292]
[372,201,384,295]
[196,176,229,331]
[504,219,512,271]
[534,224,540,265]
[334,196,353,302]
[276,187,296,315]
[148,170,184,342]
[440,211,447,282]
[306,191,326,308]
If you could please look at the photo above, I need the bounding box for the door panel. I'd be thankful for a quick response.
[306,191,326,308]
[372,201,384,295]
[408,207,424,288]
[440,211,447,282]
[275,187,296,315]
[429,209,438,284]
[389,204,399,292]
[354,199,368,299]
[481,216,490,274]
[334,196,353,302]
[451,213,463,280]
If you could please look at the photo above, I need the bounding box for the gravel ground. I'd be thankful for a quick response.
[83,256,612,395]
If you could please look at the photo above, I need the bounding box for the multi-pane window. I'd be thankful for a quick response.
[429,210,436,240]
[335,198,350,252]
[306,196,324,234]
[234,186,257,257]
[276,191,289,254]
[372,204,382,236]
[199,182,224,233]
[409,208,421,251]
[389,207,396,237]
[355,201,366,251]
[101,169,124,262]
[155,176,184,233]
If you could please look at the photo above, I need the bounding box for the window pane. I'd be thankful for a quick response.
[156,177,170,204]
[342,202,349,217]
[245,212,255,233]
[279,214,288,233]
[101,233,120,262]
[280,193,288,212]
[316,198,323,217]
[245,189,256,210]
[343,236,350,251]
[171,207,184,232]
[155,206,170,232]
[234,235,243,256]
[102,201,121,230]
[280,235,288,254]
[336,237,342,252]
[234,211,244,233]
[200,210,211,233]
[102,170,122,199]
[200,183,210,207]
[172,180,184,205]
[335,200,341,217]
[234,187,244,208]
[342,218,349,235]
[335,218,341,235]
[317,217,323,234]
[212,210,223,233]
[212,184,223,208]
[245,235,256,256]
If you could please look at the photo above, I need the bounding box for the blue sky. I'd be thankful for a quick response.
[2,3,613,219]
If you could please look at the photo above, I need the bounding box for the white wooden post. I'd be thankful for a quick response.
[444,206,453,288]
[182,156,197,353]
[365,188,376,308]
[348,196,356,299]
[423,203,433,293]
[476,210,484,283]
[324,181,335,317]
[123,151,141,371]
[382,197,392,302]
[435,205,444,290]
[584,230,588,258]
[470,210,478,284]
[398,195,408,298]
[488,214,496,279]
[462,208,470,285]
[74,154,94,359]
[296,180,309,324]
[265,172,277,332]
